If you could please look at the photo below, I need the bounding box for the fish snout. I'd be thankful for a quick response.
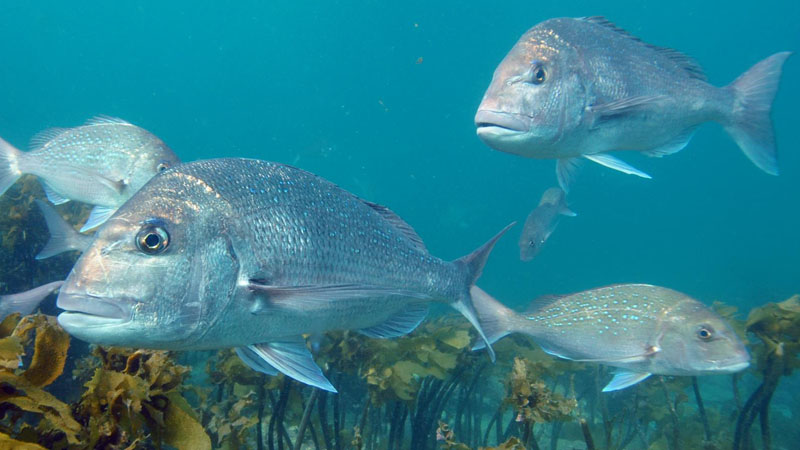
[57,291,134,320]
[474,110,530,133]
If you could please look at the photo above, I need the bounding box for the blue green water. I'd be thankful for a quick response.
[3,1,796,312]
[0,1,797,447]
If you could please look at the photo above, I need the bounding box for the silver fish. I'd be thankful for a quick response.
[0,116,180,231]
[0,281,63,319]
[34,199,94,260]
[474,16,791,190]
[473,284,750,391]
[56,158,511,392]
[518,187,574,261]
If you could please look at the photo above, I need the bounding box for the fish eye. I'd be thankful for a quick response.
[530,62,546,85]
[528,240,537,248]
[697,326,714,341]
[156,161,170,172]
[136,225,170,255]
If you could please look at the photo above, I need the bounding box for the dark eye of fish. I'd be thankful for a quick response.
[530,62,546,85]
[528,240,537,248]
[136,225,170,254]
[156,161,170,172]
[697,326,714,341]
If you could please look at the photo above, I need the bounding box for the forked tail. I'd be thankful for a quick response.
[724,51,791,175]
[0,137,23,197]
[453,222,515,362]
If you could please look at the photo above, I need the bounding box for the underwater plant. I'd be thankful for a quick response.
[733,294,800,450]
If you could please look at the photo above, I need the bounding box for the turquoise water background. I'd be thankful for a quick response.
[0,0,797,314]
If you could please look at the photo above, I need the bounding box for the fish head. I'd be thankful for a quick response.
[656,299,750,375]
[126,138,181,198]
[518,222,553,262]
[57,168,238,349]
[475,20,587,157]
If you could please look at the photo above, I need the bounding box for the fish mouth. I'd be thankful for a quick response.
[716,359,750,373]
[474,110,530,134]
[57,292,134,328]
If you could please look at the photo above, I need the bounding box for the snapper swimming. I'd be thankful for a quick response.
[0,116,180,231]
[56,158,511,392]
[474,16,790,190]
[473,284,749,391]
[518,187,574,261]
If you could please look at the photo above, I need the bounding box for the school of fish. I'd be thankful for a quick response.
[2,15,789,393]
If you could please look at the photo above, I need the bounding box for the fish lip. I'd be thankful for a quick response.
[718,359,750,373]
[56,292,133,321]
[474,110,530,133]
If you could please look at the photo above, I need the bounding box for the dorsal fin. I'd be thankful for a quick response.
[580,16,706,81]
[362,200,427,251]
[29,127,69,150]
[84,115,133,126]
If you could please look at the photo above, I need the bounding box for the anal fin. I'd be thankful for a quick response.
[583,153,652,179]
[642,127,697,157]
[555,158,581,192]
[602,371,652,392]
[244,338,336,392]
[235,347,278,375]
[358,304,428,338]
[41,182,70,205]
[80,205,117,232]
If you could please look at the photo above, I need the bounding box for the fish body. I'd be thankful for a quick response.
[518,187,574,261]
[474,16,791,190]
[57,158,509,392]
[0,116,180,230]
[473,284,750,391]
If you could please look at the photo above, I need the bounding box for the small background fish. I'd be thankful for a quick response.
[518,187,575,261]
[0,116,180,230]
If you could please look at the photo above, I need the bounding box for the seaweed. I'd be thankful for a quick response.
[733,294,800,450]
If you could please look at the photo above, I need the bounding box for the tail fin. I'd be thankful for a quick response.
[0,136,23,196]
[724,52,791,175]
[0,281,64,318]
[35,199,93,259]
[469,286,521,350]
[453,222,515,362]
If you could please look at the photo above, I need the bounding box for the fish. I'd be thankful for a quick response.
[34,199,94,259]
[56,158,512,392]
[472,284,750,391]
[474,16,791,191]
[0,116,180,231]
[518,187,574,261]
[0,281,64,319]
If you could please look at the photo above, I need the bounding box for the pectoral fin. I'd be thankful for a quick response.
[242,339,337,392]
[246,282,431,314]
[602,371,652,392]
[583,153,651,179]
[358,304,428,338]
[587,95,667,123]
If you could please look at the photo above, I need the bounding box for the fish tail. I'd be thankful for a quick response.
[34,199,87,260]
[0,136,23,197]
[469,286,524,351]
[453,222,515,362]
[724,51,791,175]
[0,281,64,318]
